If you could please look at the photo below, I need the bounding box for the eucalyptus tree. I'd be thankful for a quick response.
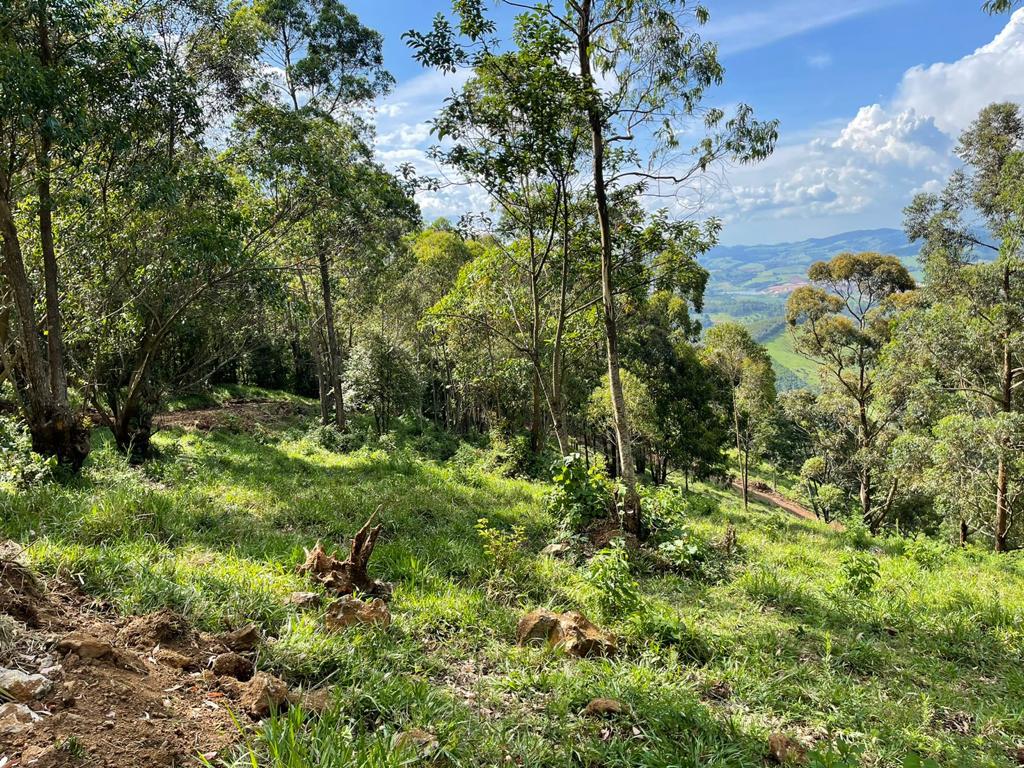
[408,0,776,535]
[786,252,915,529]
[892,102,1024,550]
[235,0,406,428]
[702,322,776,509]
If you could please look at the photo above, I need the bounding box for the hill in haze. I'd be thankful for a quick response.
[700,228,920,390]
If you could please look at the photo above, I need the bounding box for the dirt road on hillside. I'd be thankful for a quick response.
[731,481,844,530]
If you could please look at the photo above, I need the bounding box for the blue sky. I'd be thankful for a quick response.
[345,0,1024,244]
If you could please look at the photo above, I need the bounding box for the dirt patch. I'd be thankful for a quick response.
[154,399,313,434]
[0,551,267,767]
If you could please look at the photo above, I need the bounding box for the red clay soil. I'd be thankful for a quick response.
[732,481,844,530]
[0,544,260,767]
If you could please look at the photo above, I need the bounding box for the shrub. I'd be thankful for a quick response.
[904,533,949,570]
[839,552,880,597]
[546,453,611,531]
[586,539,642,619]
[0,416,54,487]
[658,530,731,583]
[484,429,536,478]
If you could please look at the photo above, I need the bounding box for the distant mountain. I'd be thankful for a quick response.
[701,228,920,299]
[700,228,921,390]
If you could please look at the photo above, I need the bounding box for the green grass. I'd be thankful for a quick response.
[3,414,1023,767]
[763,328,820,389]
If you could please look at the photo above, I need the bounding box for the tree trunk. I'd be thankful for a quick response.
[0,165,89,468]
[317,251,345,430]
[995,263,1013,552]
[577,1,640,536]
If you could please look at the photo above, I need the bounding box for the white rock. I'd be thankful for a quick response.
[0,702,41,735]
[0,668,52,701]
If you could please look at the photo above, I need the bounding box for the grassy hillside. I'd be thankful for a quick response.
[2,411,1023,767]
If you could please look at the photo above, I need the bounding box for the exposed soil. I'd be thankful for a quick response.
[732,481,844,530]
[154,398,314,433]
[0,543,263,767]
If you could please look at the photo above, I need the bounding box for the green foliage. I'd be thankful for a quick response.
[839,552,880,597]
[585,539,642,619]
[546,453,611,531]
[0,417,54,487]
[657,531,730,583]
[904,533,951,569]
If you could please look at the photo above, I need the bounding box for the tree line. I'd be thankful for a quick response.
[1,0,1021,551]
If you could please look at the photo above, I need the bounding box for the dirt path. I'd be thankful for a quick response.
[731,481,844,530]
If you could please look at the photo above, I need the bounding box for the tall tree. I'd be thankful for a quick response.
[895,102,1024,550]
[0,0,179,467]
[702,322,776,509]
[787,252,915,529]
[408,0,776,535]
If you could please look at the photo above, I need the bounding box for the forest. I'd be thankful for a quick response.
[1,0,1024,766]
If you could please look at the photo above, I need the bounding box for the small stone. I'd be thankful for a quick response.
[0,702,41,735]
[324,596,391,631]
[298,687,332,714]
[286,591,322,609]
[220,624,261,652]
[212,652,254,681]
[20,744,55,764]
[767,733,807,765]
[0,668,52,701]
[392,728,439,758]
[154,648,195,670]
[541,542,572,558]
[582,698,625,718]
[241,672,290,718]
[56,632,114,660]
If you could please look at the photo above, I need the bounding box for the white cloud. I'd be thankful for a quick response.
[806,53,833,69]
[707,0,898,55]
[894,10,1024,133]
[712,9,1024,243]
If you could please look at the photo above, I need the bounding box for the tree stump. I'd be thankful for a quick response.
[297,513,392,599]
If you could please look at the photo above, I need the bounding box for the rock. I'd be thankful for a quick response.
[286,591,322,609]
[220,624,261,652]
[324,596,391,631]
[0,702,41,735]
[582,698,626,718]
[391,728,439,758]
[767,733,807,765]
[241,672,290,718]
[19,744,56,765]
[154,648,195,670]
[516,609,615,658]
[0,668,52,702]
[212,652,254,681]
[541,542,572,558]
[57,631,114,660]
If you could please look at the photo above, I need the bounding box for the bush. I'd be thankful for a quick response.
[657,530,731,583]
[484,429,536,478]
[546,453,611,532]
[586,539,642,619]
[0,417,54,487]
[904,533,949,570]
[839,552,880,597]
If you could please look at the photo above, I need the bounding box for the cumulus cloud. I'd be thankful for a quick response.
[711,9,1024,242]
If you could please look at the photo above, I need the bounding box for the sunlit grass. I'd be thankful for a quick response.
[2,415,1022,767]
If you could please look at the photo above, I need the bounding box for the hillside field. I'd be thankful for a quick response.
[2,403,1022,767]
